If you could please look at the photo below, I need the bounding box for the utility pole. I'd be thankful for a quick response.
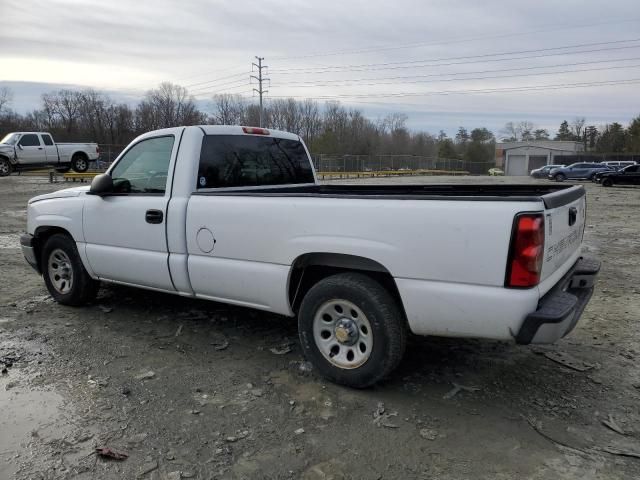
[251,56,269,127]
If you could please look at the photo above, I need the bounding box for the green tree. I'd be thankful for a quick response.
[455,127,469,144]
[470,127,494,143]
[438,138,457,158]
[626,116,640,152]
[533,129,549,140]
[555,120,574,140]
[597,123,625,152]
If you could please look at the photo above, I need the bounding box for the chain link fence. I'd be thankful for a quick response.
[94,146,494,176]
[311,154,494,177]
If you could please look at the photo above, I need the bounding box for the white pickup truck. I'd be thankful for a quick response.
[20,125,600,387]
[0,132,99,176]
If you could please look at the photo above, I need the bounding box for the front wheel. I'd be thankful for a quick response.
[42,234,99,305]
[554,173,566,182]
[602,178,613,187]
[298,272,407,388]
[71,154,89,173]
[0,158,11,177]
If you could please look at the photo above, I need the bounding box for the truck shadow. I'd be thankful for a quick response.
[90,283,600,423]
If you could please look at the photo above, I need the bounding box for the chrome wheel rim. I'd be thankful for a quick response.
[48,249,74,294]
[313,299,373,369]
[0,161,9,174]
[74,159,87,170]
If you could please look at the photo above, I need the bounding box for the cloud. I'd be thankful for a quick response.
[0,0,639,134]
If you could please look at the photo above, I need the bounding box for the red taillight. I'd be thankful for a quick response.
[242,126,270,135]
[96,146,100,154]
[506,213,545,288]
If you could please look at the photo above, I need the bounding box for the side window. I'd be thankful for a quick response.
[197,135,314,189]
[18,134,40,147]
[627,165,639,173]
[110,136,174,194]
[41,134,54,146]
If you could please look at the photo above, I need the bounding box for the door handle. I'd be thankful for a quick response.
[568,207,577,226]
[38,147,43,150]
[145,209,164,224]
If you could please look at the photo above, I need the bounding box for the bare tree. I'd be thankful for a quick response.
[0,87,13,115]
[137,82,204,131]
[500,122,519,141]
[571,117,586,140]
[210,94,245,125]
[298,99,321,146]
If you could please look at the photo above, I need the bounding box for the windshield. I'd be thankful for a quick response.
[0,133,20,145]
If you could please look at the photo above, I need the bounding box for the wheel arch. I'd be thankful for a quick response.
[32,226,75,273]
[71,150,88,160]
[287,252,406,317]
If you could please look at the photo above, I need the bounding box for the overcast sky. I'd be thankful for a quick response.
[1,0,639,135]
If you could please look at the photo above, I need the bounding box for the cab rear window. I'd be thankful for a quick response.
[197,135,314,189]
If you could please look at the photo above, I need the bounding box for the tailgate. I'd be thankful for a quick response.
[540,186,586,283]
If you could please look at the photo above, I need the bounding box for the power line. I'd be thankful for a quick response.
[173,65,247,83]
[270,44,640,76]
[189,78,251,94]
[267,77,640,100]
[272,62,640,89]
[270,38,640,74]
[183,71,250,89]
[270,18,640,61]
[275,56,640,87]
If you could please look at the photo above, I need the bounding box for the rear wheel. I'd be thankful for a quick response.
[602,178,613,187]
[42,234,99,305]
[71,154,89,173]
[0,158,11,177]
[554,173,566,182]
[298,272,407,388]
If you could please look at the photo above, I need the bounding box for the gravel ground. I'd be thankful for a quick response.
[1,175,639,480]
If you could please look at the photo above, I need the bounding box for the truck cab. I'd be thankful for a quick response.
[0,132,99,176]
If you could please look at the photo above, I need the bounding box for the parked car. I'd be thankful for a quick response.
[0,132,99,176]
[597,163,640,187]
[488,167,504,176]
[601,160,637,171]
[20,125,600,387]
[530,164,565,179]
[548,163,612,182]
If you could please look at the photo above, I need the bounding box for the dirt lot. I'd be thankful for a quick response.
[1,175,639,480]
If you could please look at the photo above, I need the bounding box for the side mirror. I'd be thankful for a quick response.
[17,144,23,150]
[88,174,114,196]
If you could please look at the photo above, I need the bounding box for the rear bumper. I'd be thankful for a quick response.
[515,256,600,344]
[20,233,40,272]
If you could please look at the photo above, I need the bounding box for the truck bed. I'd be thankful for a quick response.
[195,183,584,208]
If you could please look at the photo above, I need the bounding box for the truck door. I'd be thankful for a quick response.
[83,135,176,290]
[16,134,45,165]
[40,134,59,163]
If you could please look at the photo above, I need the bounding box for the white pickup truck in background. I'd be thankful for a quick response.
[20,125,600,387]
[0,132,99,176]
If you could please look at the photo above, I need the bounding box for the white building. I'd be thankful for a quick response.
[495,141,584,176]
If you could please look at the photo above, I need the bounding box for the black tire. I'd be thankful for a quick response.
[602,178,613,187]
[298,272,407,388]
[554,173,566,182]
[0,158,11,177]
[71,154,89,173]
[41,233,99,305]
